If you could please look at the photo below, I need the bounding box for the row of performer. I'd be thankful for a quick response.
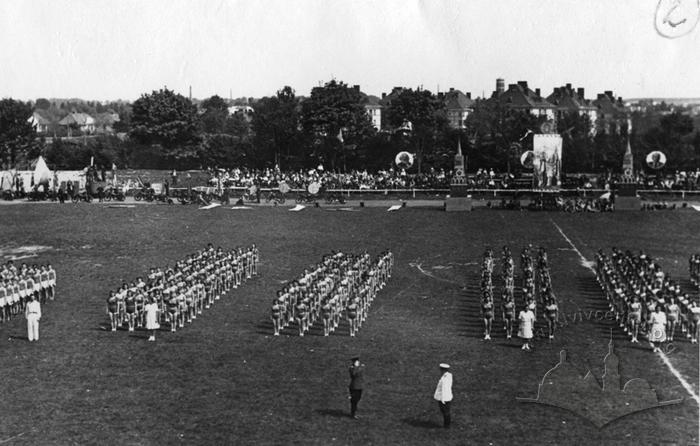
[106,244,259,340]
[270,251,393,336]
[596,248,700,348]
[479,246,559,349]
[0,262,57,323]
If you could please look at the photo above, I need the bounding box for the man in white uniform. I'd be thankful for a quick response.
[25,294,41,342]
[434,363,453,428]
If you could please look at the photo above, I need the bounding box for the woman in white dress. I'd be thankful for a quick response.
[518,307,535,351]
[649,304,667,353]
[144,296,160,342]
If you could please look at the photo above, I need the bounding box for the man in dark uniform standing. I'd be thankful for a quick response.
[348,356,365,419]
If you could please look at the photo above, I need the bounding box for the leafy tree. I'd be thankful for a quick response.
[130,88,201,166]
[35,98,51,110]
[0,98,37,168]
[464,99,542,173]
[384,88,447,173]
[557,112,593,172]
[301,80,375,170]
[252,86,303,169]
[640,111,695,171]
[200,95,229,134]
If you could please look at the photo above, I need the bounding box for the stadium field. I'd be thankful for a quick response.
[0,204,698,445]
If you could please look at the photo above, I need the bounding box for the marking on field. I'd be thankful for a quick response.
[408,262,462,286]
[550,219,700,405]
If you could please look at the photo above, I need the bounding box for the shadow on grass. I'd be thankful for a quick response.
[401,417,442,429]
[315,409,349,418]
[8,334,28,341]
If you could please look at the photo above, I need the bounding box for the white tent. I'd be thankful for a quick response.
[33,156,52,184]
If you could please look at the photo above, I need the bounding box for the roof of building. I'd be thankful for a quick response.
[546,86,596,112]
[489,82,555,110]
[592,91,627,118]
[58,112,95,126]
[443,89,474,110]
[363,95,382,108]
[28,111,51,125]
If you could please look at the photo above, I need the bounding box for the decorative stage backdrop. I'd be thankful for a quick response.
[533,134,562,188]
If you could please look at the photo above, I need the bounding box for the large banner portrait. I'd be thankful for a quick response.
[533,134,562,188]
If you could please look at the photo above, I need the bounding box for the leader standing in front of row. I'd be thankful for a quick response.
[434,363,453,428]
[348,356,365,419]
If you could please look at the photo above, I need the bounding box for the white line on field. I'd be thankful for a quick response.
[550,219,700,405]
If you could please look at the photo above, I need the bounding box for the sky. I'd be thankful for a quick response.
[1,0,699,101]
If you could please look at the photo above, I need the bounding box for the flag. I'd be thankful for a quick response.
[337,129,344,143]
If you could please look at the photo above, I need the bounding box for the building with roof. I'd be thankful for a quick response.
[488,80,556,121]
[362,95,382,130]
[27,111,51,134]
[592,91,628,134]
[440,88,474,129]
[58,112,96,135]
[546,84,598,134]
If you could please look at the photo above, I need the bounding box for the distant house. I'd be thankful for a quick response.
[441,88,474,129]
[363,95,382,130]
[546,84,598,134]
[487,80,556,121]
[592,91,628,134]
[94,112,120,134]
[58,112,96,135]
[27,111,51,134]
[228,105,254,115]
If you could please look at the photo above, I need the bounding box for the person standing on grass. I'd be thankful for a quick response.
[348,356,365,419]
[25,294,41,342]
[518,306,535,351]
[649,304,667,353]
[144,296,160,342]
[434,363,453,428]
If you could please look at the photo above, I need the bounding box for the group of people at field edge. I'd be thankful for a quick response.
[270,250,393,337]
[0,261,56,341]
[106,243,259,341]
[595,248,700,351]
[480,246,559,350]
[206,166,451,191]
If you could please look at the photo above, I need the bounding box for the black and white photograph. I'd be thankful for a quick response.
[0,1,699,444]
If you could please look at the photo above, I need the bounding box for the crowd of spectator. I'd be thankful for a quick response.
[205,167,453,190]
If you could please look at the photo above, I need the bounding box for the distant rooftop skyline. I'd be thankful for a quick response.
[2,0,700,101]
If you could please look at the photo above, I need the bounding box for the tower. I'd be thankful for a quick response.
[496,78,505,95]
[622,118,634,177]
[452,137,466,184]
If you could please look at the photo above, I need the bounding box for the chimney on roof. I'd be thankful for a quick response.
[353,85,360,92]
[535,88,541,97]
[605,90,613,99]
[449,87,454,92]
[381,93,386,100]
[597,93,605,99]
[496,78,505,95]
[438,92,445,100]
[517,81,528,90]
[577,87,585,98]
[466,92,471,99]
[566,83,572,91]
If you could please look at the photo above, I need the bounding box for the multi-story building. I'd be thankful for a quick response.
[440,88,474,129]
[363,95,382,130]
[487,80,556,121]
[592,91,628,134]
[546,84,598,133]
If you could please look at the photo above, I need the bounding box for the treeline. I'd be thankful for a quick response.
[1,82,699,173]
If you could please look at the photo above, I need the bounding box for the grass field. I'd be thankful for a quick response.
[0,204,698,445]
